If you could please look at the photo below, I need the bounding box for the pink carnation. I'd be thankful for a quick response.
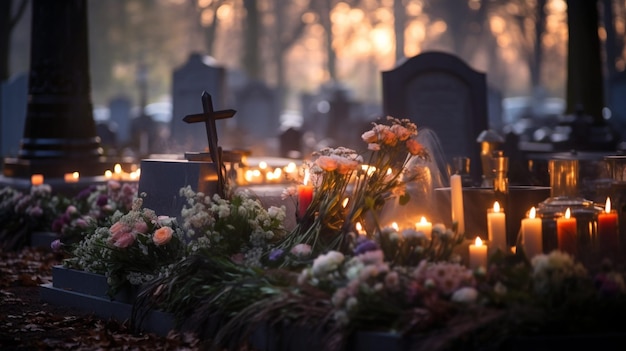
[111,231,136,248]
[315,155,338,172]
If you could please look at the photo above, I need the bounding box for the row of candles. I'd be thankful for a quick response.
[296,171,621,270]
[466,196,619,269]
[29,164,141,185]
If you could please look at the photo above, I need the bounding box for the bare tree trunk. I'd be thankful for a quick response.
[530,0,547,91]
[243,0,260,80]
[566,0,604,122]
[393,0,406,63]
[603,0,617,80]
[319,0,336,80]
[0,0,28,81]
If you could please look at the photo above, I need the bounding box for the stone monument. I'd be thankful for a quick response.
[3,0,110,180]
[139,91,238,219]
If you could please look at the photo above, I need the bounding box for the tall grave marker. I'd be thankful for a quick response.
[2,0,113,181]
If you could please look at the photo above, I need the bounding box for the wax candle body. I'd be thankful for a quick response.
[297,184,313,218]
[469,237,488,269]
[450,175,465,234]
[598,210,619,254]
[556,210,577,256]
[31,174,44,186]
[415,217,433,240]
[487,202,507,253]
[521,209,543,258]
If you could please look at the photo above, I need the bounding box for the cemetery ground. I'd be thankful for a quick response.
[0,246,205,351]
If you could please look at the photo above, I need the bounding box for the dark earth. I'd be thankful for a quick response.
[0,246,204,350]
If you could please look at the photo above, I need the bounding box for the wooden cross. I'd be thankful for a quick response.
[183,91,235,197]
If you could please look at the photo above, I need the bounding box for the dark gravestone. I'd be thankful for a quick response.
[171,53,227,153]
[234,80,279,141]
[609,72,626,132]
[279,127,303,159]
[382,51,488,185]
[3,0,108,179]
[1,73,28,157]
[108,95,132,146]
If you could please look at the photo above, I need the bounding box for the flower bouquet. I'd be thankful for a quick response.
[63,197,186,296]
[278,116,430,262]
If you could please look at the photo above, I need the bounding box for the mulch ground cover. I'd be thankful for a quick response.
[0,246,203,350]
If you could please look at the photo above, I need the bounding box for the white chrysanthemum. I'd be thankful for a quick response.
[451,287,478,303]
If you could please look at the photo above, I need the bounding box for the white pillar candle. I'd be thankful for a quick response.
[469,236,488,269]
[415,216,433,240]
[450,174,465,234]
[487,201,507,253]
[521,206,543,258]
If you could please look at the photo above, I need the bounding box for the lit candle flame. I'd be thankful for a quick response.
[72,171,79,180]
[419,216,428,224]
[529,206,536,219]
[605,197,612,213]
[475,236,483,246]
[391,222,399,231]
[104,170,112,179]
[285,162,297,173]
[386,168,393,176]
[114,163,122,174]
[493,201,501,213]
[355,222,363,232]
[303,169,310,186]
[259,161,267,170]
[565,207,571,219]
[342,197,349,208]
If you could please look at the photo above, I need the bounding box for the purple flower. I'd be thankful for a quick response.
[96,194,108,207]
[51,219,64,233]
[75,185,96,200]
[269,248,284,261]
[50,239,63,252]
[354,239,379,255]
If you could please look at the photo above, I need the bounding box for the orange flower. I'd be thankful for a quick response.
[153,226,174,246]
[406,138,425,156]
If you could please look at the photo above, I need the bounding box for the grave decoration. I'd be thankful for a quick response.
[138,91,242,219]
[39,106,626,350]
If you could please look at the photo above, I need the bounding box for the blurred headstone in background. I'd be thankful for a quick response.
[171,53,227,154]
[108,95,132,147]
[1,73,28,157]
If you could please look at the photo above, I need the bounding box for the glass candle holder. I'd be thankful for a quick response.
[549,159,579,198]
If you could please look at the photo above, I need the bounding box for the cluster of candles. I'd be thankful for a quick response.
[466,196,620,269]
[103,164,141,181]
[243,161,299,184]
[295,172,621,270]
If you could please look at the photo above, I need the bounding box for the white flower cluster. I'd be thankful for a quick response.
[66,226,112,274]
[531,250,588,295]
[179,186,287,266]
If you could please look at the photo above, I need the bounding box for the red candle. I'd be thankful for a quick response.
[556,208,577,256]
[297,170,313,219]
[598,197,619,255]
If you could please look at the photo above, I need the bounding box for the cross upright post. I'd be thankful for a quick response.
[183,91,235,197]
